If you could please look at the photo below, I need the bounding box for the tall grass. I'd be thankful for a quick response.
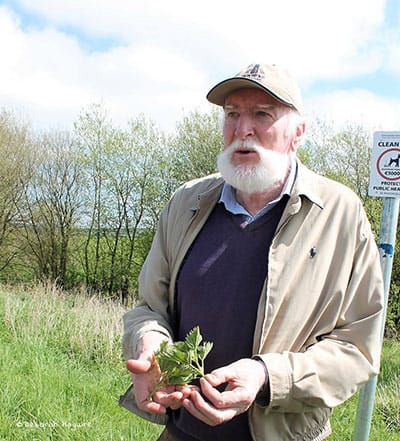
[3,282,122,362]
[1,283,399,440]
[374,340,400,434]
[0,283,163,441]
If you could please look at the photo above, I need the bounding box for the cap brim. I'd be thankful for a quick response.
[206,77,294,108]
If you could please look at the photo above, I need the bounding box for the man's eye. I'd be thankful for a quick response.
[256,111,271,118]
[226,112,239,118]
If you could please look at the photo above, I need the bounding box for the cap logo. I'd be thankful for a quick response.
[241,64,265,81]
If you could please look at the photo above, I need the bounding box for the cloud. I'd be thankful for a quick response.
[0,5,208,131]
[307,89,400,132]
[0,0,398,133]
[386,33,400,74]
[11,0,387,79]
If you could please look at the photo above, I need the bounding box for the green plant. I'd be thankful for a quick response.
[148,327,213,399]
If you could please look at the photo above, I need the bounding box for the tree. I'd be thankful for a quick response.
[75,104,170,300]
[15,131,82,286]
[0,110,34,277]
[169,108,223,185]
[300,119,382,233]
[104,115,170,301]
[74,103,112,291]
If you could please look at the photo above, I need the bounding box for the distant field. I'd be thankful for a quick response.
[0,284,398,440]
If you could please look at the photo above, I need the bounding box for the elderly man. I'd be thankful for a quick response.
[121,64,384,441]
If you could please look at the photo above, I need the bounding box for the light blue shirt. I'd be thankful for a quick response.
[219,157,297,224]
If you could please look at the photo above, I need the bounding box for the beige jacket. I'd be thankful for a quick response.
[122,164,384,441]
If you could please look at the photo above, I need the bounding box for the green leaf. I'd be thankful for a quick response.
[185,326,202,349]
[150,326,213,397]
[197,341,213,360]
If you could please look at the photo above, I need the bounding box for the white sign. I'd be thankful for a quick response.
[369,131,400,198]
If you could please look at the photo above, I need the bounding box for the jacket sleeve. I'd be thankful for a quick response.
[122,175,221,360]
[259,204,384,413]
[122,201,174,361]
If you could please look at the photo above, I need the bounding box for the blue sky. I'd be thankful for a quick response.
[0,0,399,133]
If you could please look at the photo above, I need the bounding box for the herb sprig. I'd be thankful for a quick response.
[148,326,213,399]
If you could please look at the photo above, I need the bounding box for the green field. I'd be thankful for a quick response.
[0,284,399,441]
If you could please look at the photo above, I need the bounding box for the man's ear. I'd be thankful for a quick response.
[291,120,306,153]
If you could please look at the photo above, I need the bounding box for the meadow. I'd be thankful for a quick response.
[0,284,399,441]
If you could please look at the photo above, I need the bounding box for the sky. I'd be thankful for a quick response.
[0,0,399,134]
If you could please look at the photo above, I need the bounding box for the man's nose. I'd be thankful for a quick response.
[234,115,255,139]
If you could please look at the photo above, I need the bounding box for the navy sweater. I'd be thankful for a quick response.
[168,198,287,441]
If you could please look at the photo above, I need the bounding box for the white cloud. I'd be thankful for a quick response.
[0,5,208,131]
[0,0,398,133]
[307,89,400,132]
[11,0,387,81]
[386,31,400,74]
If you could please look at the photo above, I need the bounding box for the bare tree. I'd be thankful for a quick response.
[0,110,33,274]
[15,131,83,286]
[74,103,112,290]
[115,115,169,302]
[75,104,170,300]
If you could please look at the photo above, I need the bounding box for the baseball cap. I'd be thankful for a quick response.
[206,63,304,115]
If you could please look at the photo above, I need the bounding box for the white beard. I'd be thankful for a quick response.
[217,139,291,194]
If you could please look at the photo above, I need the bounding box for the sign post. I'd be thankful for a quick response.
[353,131,400,440]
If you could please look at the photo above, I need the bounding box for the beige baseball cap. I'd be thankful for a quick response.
[206,63,304,115]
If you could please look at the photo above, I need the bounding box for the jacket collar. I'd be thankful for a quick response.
[293,162,324,209]
[191,174,224,212]
[192,161,324,212]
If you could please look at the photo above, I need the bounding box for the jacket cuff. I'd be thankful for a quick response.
[261,352,294,411]
[252,356,271,406]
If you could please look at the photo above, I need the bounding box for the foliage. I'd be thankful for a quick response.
[0,110,34,275]
[168,107,223,183]
[0,105,399,333]
[301,119,372,201]
[149,327,213,398]
[14,131,83,286]
[73,105,171,300]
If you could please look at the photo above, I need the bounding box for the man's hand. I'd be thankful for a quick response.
[181,358,266,426]
[125,332,193,414]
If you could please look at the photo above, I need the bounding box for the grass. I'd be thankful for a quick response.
[0,283,163,441]
[0,283,399,441]
[329,339,400,441]
[312,339,400,441]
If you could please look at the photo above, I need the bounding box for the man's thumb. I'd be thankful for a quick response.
[126,358,152,374]
[204,369,229,386]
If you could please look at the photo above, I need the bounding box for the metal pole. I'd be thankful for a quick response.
[353,197,399,441]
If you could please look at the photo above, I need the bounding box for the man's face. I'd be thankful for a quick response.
[223,88,299,160]
[217,88,303,194]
